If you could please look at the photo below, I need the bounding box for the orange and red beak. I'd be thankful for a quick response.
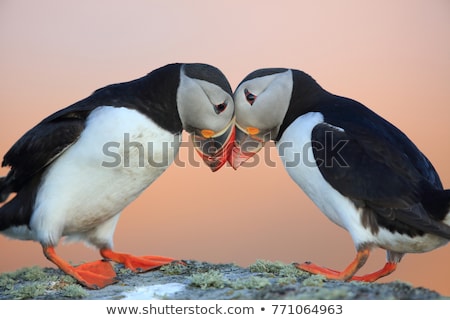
[228,123,270,169]
[191,119,236,172]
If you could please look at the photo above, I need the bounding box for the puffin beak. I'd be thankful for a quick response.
[228,123,269,170]
[191,118,236,172]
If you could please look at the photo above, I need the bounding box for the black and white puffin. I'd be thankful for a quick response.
[0,63,235,289]
[230,68,450,282]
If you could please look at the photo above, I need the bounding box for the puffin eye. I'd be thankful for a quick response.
[244,88,256,105]
[214,102,227,114]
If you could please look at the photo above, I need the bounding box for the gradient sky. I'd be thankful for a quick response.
[1,0,449,296]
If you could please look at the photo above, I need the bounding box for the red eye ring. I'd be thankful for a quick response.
[214,102,227,114]
[244,88,256,105]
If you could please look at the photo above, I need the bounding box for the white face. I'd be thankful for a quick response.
[234,69,293,137]
[229,69,293,169]
[177,67,234,134]
[176,65,235,172]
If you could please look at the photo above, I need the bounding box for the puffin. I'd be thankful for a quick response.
[0,63,235,289]
[230,68,450,282]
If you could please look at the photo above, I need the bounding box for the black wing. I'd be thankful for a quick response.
[1,75,143,193]
[312,101,449,238]
[0,107,90,229]
[1,110,89,195]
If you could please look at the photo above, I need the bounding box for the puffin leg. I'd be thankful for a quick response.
[100,248,175,272]
[295,248,370,281]
[350,262,397,282]
[43,246,117,289]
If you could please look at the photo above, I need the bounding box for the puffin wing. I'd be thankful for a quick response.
[0,105,94,229]
[2,107,92,193]
[311,120,450,238]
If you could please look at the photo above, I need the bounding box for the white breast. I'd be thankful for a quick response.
[30,106,181,246]
[276,112,376,247]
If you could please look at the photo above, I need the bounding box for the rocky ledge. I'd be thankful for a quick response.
[0,260,446,300]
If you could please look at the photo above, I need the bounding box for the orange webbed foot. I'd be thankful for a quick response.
[100,248,176,272]
[295,261,351,280]
[295,249,396,282]
[43,246,117,289]
[294,248,371,281]
[69,260,118,289]
[350,262,397,282]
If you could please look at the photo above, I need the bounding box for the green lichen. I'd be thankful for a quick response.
[0,266,87,299]
[189,270,230,289]
[160,262,188,275]
[117,267,134,276]
[249,260,305,286]
[12,283,47,299]
[249,260,287,275]
[277,276,297,286]
[231,276,271,290]
[0,274,16,290]
[1,266,52,282]
[57,274,78,285]
[279,264,306,277]
[60,284,88,299]
[302,274,327,287]
[19,266,49,281]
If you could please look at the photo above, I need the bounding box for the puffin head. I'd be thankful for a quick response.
[177,63,235,172]
[229,68,293,169]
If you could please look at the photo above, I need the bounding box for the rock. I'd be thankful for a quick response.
[0,260,446,300]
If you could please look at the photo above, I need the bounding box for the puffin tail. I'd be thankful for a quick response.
[0,176,12,203]
[422,189,450,239]
[0,174,38,231]
[0,175,20,231]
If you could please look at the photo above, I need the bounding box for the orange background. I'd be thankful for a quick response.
[1,1,449,296]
